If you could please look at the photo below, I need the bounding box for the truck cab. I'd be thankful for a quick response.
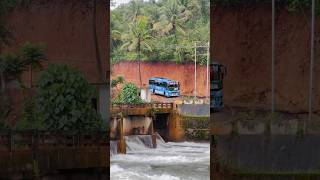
[210,62,227,112]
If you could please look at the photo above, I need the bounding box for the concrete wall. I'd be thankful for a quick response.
[211,4,320,113]
[215,135,320,172]
[213,110,320,173]
[5,0,109,84]
[4,0,110,123]
[123,116,152,135]
[177,104,210,116]
[112,61,209,97]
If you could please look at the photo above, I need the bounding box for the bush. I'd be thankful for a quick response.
[0,92,11,130]
[111,75,125,88]
[15,96,43,130]
[114,82,142,104]
[36,64,102,131]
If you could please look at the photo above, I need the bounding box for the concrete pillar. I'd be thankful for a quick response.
[98,84,109,130]
[118,115,126,154]
[168,110,185,141]
[140,87,151,102]
[150,116,157,148]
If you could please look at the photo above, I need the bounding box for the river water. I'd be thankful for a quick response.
[110,135,210,180]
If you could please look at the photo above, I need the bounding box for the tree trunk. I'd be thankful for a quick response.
[138,41,142,88]
[0,71,5,91]
[92,0,105,83]
[30,66,32,88]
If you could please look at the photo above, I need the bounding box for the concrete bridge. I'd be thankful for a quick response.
[0,130,108,179]
[0,103,184,178]
[110,103,185,154]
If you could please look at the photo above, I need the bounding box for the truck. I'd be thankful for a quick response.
[210,62,227,112]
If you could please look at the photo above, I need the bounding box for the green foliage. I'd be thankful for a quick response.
[36,64,102,131]
[0,24,12,48]
[114,82,143,104]
[111,0,209,63]
[111,75,125,88]
[0,91,11,129]
[182,115,210,140]
[20,41,47,69]
[15,96,43,130]
[0,42,47,89]
[0,0,19,17]
[1,52,25,80]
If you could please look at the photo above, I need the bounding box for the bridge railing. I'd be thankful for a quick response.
[111,103,173,109]
[0,130,108,151]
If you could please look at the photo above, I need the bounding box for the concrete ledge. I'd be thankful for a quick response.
[0,146,109,175]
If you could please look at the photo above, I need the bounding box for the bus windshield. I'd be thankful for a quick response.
[168,84,179,91]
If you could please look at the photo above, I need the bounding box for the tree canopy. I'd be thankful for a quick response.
[111,0,210,64]
[36,64,102,131]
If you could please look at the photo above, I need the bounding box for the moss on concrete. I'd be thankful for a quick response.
[182,115,210,141]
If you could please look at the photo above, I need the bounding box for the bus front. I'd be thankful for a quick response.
[166,81,180,97]
[211,62,226,112]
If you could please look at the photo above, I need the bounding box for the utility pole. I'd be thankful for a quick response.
[271,0,275,114]
[309,0,315,125]
[206,42,210,98]
[194,42,197,98]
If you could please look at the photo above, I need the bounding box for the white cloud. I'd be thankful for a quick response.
[111,0,132,9]
[111,0,151,10]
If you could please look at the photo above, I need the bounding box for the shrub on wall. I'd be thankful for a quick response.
[15,96,43,130]
[0,91,11,130]
[114,82,142,104]
[36,64,102,131]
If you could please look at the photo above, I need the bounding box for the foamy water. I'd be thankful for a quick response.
[110,135,210,180]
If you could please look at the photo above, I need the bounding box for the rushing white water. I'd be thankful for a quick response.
[111,135,210,180]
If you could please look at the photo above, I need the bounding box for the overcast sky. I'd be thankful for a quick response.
[111,0,152,10]
[111,0,132,9]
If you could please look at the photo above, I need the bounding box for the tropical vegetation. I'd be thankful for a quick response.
[35,64,102,131]
[111,0,210,65]
[114,82,143,104]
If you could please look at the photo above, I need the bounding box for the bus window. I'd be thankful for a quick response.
[163,82,167,87]
[149,80,155,85]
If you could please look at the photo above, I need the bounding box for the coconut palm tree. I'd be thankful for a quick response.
[20,42,47,88]
[153,0,188,61]
[121,16,154,88]
[0,24,12,91]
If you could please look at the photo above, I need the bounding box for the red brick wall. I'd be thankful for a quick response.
[112,61,210,97]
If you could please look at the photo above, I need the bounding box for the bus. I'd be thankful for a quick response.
[148,77,180,97]
[211,62,227,112]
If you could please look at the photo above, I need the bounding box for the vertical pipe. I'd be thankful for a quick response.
[207,42,210,98]
[309,0,315,123]
[194,42,197,98]
[271,0,275,114]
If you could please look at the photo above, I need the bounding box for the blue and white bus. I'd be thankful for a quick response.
[148,77,180,97]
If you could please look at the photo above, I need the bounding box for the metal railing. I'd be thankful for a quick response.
[111,103,173,109]
[0,130,108,151]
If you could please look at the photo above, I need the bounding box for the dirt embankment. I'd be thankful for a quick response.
[112,61,209,97]
[212,4,320,113]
